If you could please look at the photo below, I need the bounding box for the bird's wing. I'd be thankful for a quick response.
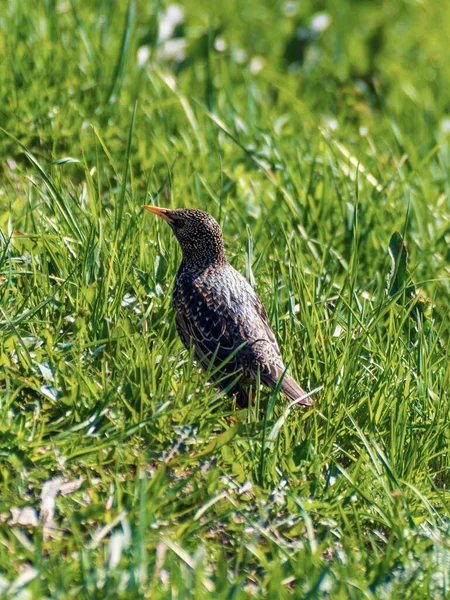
[174,266,312,405]
[226,269,312,405]
[173,266,283,374]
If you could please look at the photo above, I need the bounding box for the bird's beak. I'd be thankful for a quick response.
[142,205,173,224]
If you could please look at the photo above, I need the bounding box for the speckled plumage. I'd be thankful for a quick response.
[143,206,313,407]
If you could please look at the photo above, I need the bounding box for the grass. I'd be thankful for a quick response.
[1,0,450,597]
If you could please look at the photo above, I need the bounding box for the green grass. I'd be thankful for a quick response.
[1,0,450,597]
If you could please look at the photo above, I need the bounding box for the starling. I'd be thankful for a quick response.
[143,206,313,407]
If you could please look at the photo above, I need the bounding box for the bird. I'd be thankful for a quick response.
[143,206,313,408]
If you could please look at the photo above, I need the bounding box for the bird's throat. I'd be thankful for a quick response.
[179,242,227,272]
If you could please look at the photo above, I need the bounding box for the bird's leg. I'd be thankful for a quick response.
[235,386,255,408]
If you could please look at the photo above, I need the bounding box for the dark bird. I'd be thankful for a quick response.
[143,206,313,408]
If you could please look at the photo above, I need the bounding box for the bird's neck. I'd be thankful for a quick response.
[180,245,228,273]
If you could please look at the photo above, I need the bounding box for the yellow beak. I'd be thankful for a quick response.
[142,205,173,223]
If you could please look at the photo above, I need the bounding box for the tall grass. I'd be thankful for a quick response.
[1,0,449,597]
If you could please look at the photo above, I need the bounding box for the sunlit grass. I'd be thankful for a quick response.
[1,0,450,598]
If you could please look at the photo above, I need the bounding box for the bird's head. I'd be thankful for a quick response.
[143,206,227,270]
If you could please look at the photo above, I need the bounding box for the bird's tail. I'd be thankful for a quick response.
[279,373,314,406]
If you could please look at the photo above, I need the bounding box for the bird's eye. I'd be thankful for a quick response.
[174,220,185,229]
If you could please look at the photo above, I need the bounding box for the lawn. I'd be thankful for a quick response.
[1,0,450,597]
